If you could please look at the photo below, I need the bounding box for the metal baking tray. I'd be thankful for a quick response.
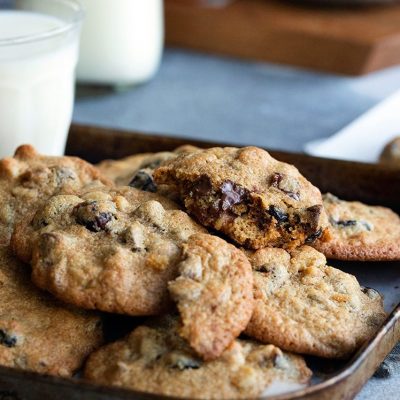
[0,124,398,400]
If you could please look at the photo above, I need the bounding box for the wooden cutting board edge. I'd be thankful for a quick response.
[165,0,400,75]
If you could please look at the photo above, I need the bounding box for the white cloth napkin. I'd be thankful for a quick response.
[305,89,400,163]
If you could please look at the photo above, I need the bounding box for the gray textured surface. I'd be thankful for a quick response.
[73,49,400,152]
[73,48,400,399]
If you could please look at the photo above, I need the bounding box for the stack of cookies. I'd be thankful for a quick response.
[0,144,396,399]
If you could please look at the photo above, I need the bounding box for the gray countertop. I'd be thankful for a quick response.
[73,48,400,400]
[73,48,400,152]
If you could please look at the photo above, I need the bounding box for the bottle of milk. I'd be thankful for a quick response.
[77,0,164,87]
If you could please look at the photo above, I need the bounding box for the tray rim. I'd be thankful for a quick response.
[67,123,400,172]
[0,124,398,400]
[0,305,398,400]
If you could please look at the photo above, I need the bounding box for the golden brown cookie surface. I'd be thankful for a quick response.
[314,193,400,261]
[245,246,387,358]
[169,234,254,361]
[0,246,103,377]
[84,317,311,400]
[96,145,198,193]
[0,145,110,246]
[154,146,329,250]
[14,186,205,315]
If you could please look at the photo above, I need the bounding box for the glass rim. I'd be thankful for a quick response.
[0,0,84,47]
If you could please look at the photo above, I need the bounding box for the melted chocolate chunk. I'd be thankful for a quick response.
[305,205,322,231]
[305,228,323,244]
[220,180,248,211]
[188,177,249,223]
[268,205,289,224]
[0,330,17,348]
[190,175,213,197]
[74,202,113,232]
[129,170,157,193]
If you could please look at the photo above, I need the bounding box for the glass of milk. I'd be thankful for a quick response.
[77,0,163,87]
[0,0,83,157]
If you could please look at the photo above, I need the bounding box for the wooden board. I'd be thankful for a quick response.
[165,0,400,75]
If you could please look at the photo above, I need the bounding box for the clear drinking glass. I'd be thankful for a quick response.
[0,0,84,157]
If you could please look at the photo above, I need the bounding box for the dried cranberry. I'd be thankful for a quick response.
[129,170,157,193]
[74,202,113,232]
[270,172,283,187]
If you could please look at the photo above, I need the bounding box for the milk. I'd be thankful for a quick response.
[0,10,80,157]
[77,0,163,86]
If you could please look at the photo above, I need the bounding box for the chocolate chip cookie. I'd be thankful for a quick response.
[245,245,387,358]
[14,186,205,315]
[154,147,329,250]
[0,145,111,246]
[314,193,400,261]
[0,246,103,377]
[97,145,198,191]
[169,234,254,361]
[379,136,400,167]
[84,317,311,399]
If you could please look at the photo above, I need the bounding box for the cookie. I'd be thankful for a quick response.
[0,145,111,246]
[169,234,254,360]
[245,245,387,358]
[96,145,198,189]
[0,246,102,377]
[314,193,400,261]
[154,146,329,250]
[84,317,311,399]
[379,136,400,167]
[13,186,205,315]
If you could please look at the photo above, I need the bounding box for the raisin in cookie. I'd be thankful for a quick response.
[84,317,311,400]
[0,246,102,377]
[169,234,254,361]
[97,145,198,190]
[0,145,111,246]
[245,245,387,358]
[314,193,400,261]
[379,136,400,167]
[13,186,205,315]
[154,147,329,250]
